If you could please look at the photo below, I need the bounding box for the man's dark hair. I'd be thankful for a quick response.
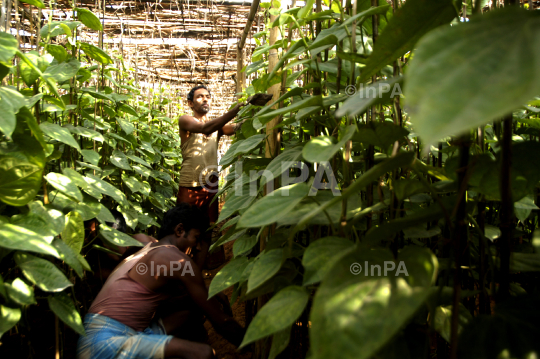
[187,85,211,102]
[105,210,127,233]
[157,203,209,240]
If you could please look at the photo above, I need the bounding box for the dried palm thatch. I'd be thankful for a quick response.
[3,0,263,116]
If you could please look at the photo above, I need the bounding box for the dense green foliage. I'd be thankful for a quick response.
[1,0,540,358]
[209,1,540,358]
[0,8,183,340]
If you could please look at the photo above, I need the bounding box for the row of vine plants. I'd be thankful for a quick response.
[0,2,184,348]
[208,0,540,358]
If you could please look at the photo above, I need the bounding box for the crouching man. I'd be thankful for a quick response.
[76,203,245,359]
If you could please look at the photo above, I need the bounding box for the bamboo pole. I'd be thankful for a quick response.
[235,0,260,96]
[264,15,281,160]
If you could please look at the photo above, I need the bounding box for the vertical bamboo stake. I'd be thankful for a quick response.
[340,0,355,232]
[366,0,378,230]
[265,14,281,161]
[449,136,470,359]
[498,115,514,300]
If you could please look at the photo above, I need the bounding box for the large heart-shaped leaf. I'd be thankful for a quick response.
[0,224,59,257]
[43,58,81,83]
[76,8,102,31]
[48,292,85,335]
[45,172,83,202]
[406,7,540,147]
[99,224,145,247]
[61,211,84,254]
[0,86,27,138]
[208,257,250,299]
[240,286,309,347]
[79,42,113,64]
[5,278,36,305]
[15,253,72,292]
[310,247,432,359]
[0,33,18,63]
[303,125,357,163]
[238,182,309,228]
[360,0,457,82]
[0,305,21,339]
[40,122,81,151]
[247,249,284,293]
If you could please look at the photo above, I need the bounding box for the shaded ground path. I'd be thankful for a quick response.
[203,239,253,359]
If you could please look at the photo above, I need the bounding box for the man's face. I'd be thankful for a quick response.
[180,228,202,253]
[189,88,211,115]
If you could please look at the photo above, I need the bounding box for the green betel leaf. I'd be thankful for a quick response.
[19,0,46,9]
[52,238,84,278]
[208,257,250,299]
[233,235,258,257]
[110,150,132,170]
[405,7,540,147]
[0,33,18,63]
[45,44,68,63]
[0,86,27,137]
[80,149,100,166]
[48,292,86,336]
[217,188,256,223]
[99,224,145,247]
[61,168,88,190]
[360,0,457,82]
[117,118,134,135]
[336,77,403,119]
[0,139,45,206]
[40,122,81,151]
[398,246,438,287]
[61,211,84,254]
[11,201,64,238]
[76,8,102,31]
[40,21,81,38]
[247,249,284,293]
[302,236,354,286]
[0,224,59,257]
[433,304,472,343]
[45,172,83,202]
[268,325,292,359]
[84,174,127,205]
[97,204,116,223]
[126,154,152,168]
[19,51,49,86]
[240,286,309,348]
[79,42,113,64]
[43,58,81,83]
[310,247,431,359]
[259,146,303,187]
[238,182,309,228]
[118,104,138,117]
[0,305,21,339]
[14,253,72,292]
[353,121,410,150]
[302,125,357,163]
[5,278,36,305]
[121,175,142,193]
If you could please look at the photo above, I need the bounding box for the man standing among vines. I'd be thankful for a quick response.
[176,85,244,268]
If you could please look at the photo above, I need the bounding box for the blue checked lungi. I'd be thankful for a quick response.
[76,313,173,359]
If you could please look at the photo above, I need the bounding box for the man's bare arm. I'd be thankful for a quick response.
[221,119,246,136]
[179,104,244,136]
[176,257,245,346]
